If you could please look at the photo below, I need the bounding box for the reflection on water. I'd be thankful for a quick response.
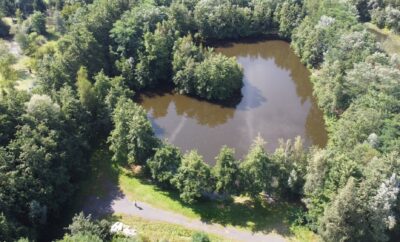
[139,40,327,164]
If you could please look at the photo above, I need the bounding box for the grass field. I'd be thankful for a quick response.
[365,23,400,55]
[112,214,230,242]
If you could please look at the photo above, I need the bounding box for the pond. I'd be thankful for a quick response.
[139,40,327,164]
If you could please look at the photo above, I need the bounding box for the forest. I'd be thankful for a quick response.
[0,0,399,241]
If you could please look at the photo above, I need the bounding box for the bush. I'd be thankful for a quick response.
[192,232,210,242]
[30,11,46,35]
[66,213,111,241]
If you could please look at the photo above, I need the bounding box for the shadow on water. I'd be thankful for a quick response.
[236,78,267,111]
[148,116,166,137]
[139,90,244,128]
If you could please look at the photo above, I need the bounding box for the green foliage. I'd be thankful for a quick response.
[331,105,384,151]
[275,1,304,38]
[0,90,28,145]
[212,146,240,196]
[194,53,242,101]
[272,137,308,198]
[76,66,96,110]
[0,41,18,89]
[111,5,167,58]
[108,98,159,165]
[30,11,46,35]
[172,35,205,94]
[318,178,359,242]
[168,1,195,35]
[2,0,400,241]
[58,232,103,242]
[172,150,211,203]
[172,35,243,101]
[191,232,210,242]
[135,21,177,89]
[194,0,253,39]
[147,142,182,185]
[66,212,111,241]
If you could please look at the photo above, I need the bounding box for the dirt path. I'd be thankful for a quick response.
[83,181,287,242]
[4,38,22,57]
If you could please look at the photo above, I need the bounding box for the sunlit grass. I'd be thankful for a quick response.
[14,56,36,91]
[365,23,400,55]
[119,167,317,240]
[112,214,230,242]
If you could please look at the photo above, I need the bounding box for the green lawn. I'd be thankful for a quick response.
[119,169,316,241]
[365,22,400,55]
[112,214,231,242]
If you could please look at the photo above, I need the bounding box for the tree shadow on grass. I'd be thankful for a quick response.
[127,173,298,238]
[78,147,124,218]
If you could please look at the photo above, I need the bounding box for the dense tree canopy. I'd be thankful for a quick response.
[0,0,399,241]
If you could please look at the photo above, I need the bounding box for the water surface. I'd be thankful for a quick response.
[139,40,327,164]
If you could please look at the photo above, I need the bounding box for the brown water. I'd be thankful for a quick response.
[139,40,327,164]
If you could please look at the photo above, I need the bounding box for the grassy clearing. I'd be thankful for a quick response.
[119,169,317,241]
[80,148,318,241]
[119,168,317,241]
[14,56,36,91]
[365,23,400,55]
[112,214,231,242]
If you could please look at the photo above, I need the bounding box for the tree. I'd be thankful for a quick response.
[172,34,243,101]
[93,71,134,113]
[172,35,206,94]
[368,174,399,242]
[331,105,384,151]
[194,53,243,101]
[108,98,159,164]
[66,212,111,241]
[172,150,211,203]
[240,135,271,198]
[110,5,167,58]
[168,1,195,34]
[0,41,18,90]
[276,1,303,38]
[0,90,28,146]
[30,11,46,35]
[319,177,359,242]
[135,21,177,89]
[250,0,278,33]
[212,146,240,196]
[194,0,253,39]
[272,137,308,198]
[147,142,182,185]
[76,66,96,111]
